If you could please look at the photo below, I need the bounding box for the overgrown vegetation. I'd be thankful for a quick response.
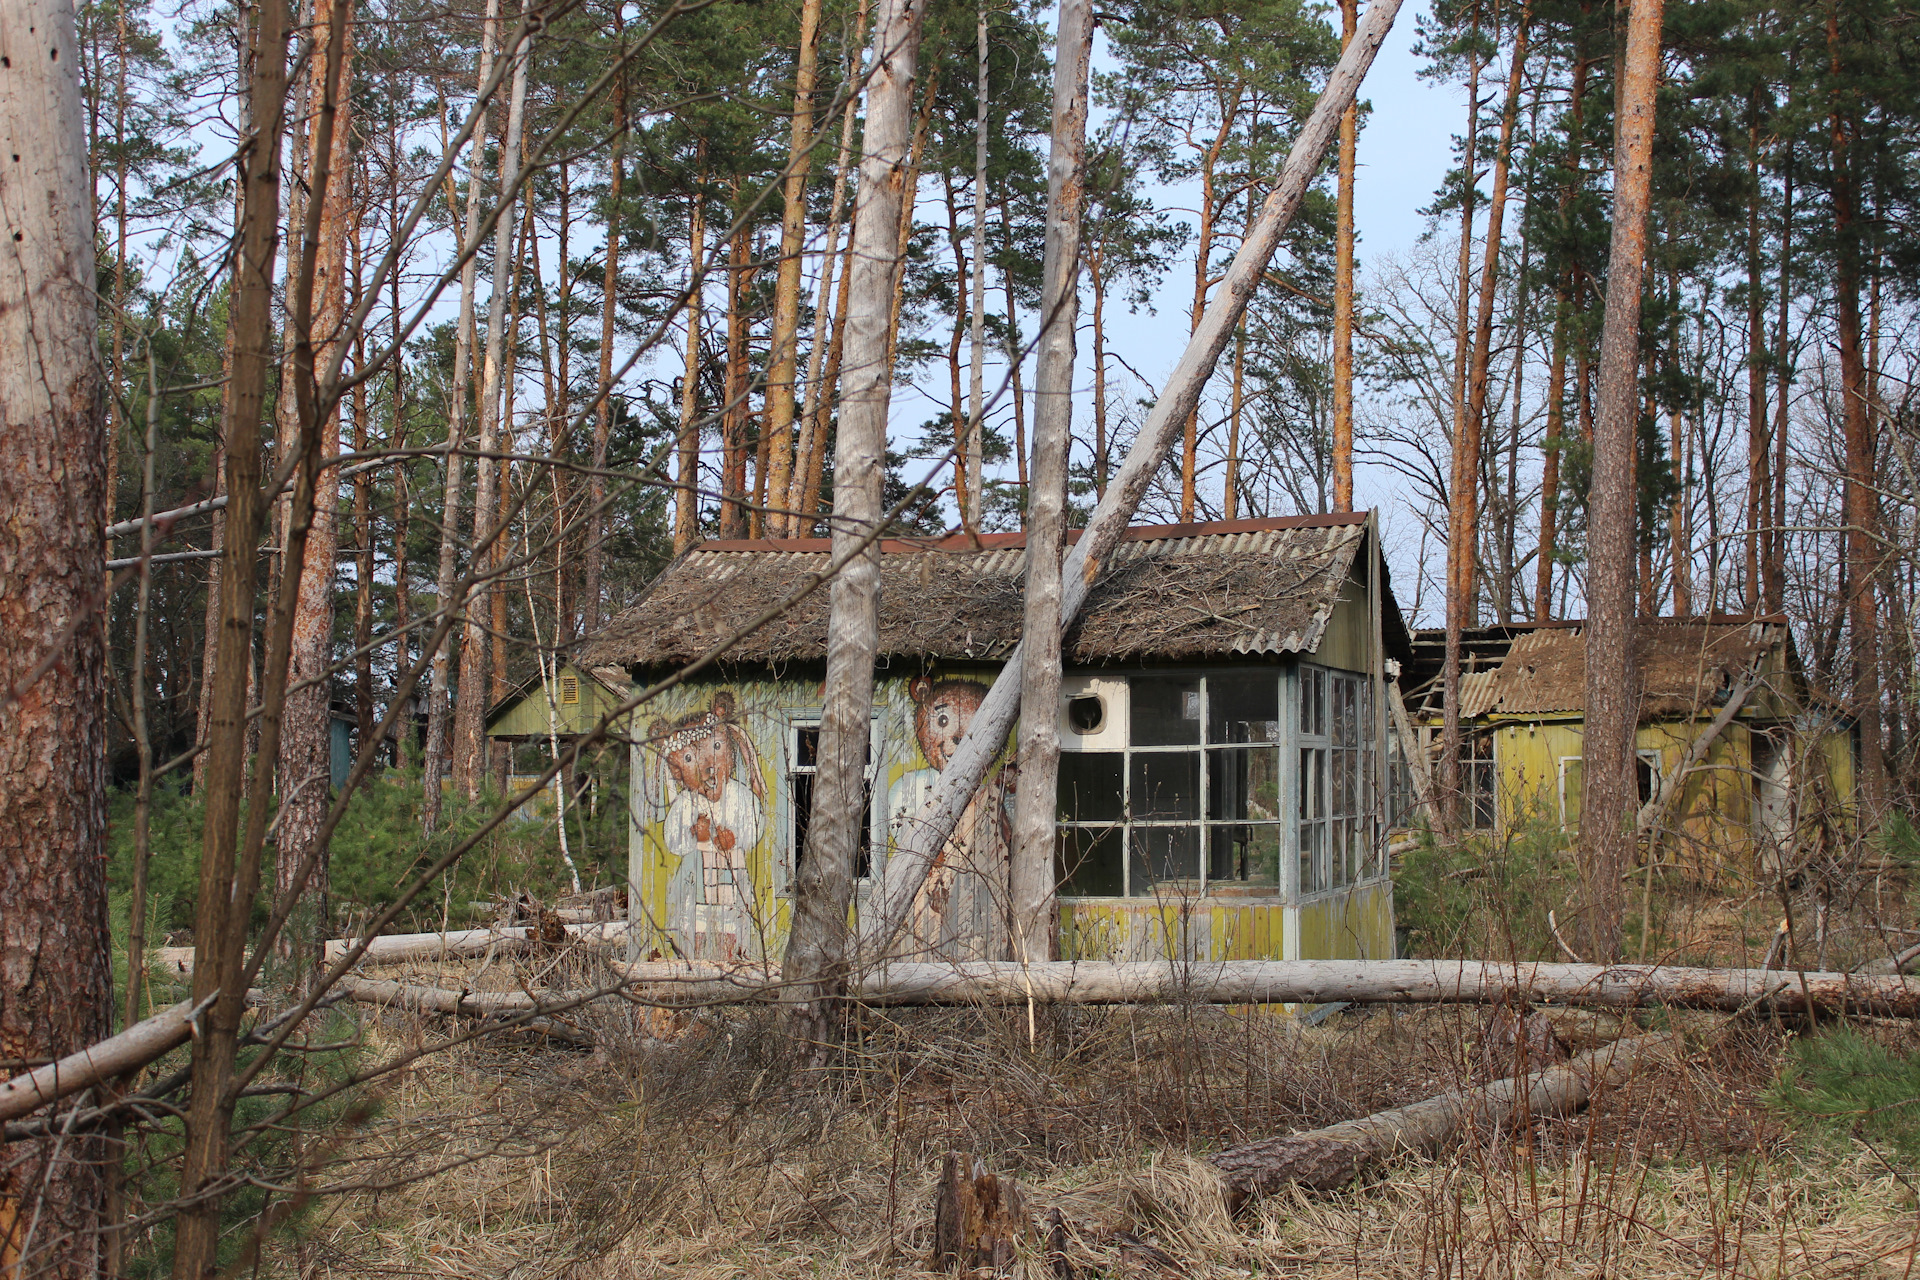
[107,768,626,946]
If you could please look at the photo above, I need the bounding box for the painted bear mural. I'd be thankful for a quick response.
[885,675,1016,958]
[644,691,766,911]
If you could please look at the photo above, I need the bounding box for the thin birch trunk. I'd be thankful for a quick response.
[1009,0,1093,964]
[863,0,1403,952]
[1582,0,1665,962]
[782,0,935,1024]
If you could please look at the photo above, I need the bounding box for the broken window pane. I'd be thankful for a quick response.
[1131,676,1202,746]
[1207,824,1281,886]
[1207,747,1280,821]
[1129,825,1200,894]
[1207,673,1280,744]
[1057,826,1124,898]
[1130,752,1200,820]
[1057,751,1124,823]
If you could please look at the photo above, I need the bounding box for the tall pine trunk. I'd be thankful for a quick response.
[1828,11,1885,815]
[674,170,706,553]
[1581,0,1665,962]
[585,22,624,627]
[0,1,113,1272]
[788,1,866,536]
[424,0,499,830]
[451,10,530,797]
[1331,0,1359,511]
[1437,12,1482,833]
[274,0,354,967]
[765,0,825,538]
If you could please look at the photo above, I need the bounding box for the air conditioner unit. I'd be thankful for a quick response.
[1058,675,1128,750]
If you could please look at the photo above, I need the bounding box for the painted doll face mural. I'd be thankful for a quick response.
[647,692,767,903]
[910,676,987,772]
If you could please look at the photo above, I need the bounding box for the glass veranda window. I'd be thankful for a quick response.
[1297,665,1380,895]
[1055,672,1283,897]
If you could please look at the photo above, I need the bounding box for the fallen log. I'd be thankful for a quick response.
[606,958,1920,1018]
[334,978,594,1046]
[324,920,631,964]
[0,996,205,1124]
[147,920,636,979]
[1212,1032,1675,1198]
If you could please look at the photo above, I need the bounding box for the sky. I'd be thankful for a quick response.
[892,0,1464,615]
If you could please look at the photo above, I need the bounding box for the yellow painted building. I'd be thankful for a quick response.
[572,514,1410,964]
[1406,617,1855,880]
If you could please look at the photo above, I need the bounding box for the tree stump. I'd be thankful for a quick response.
[932,1150,1030,1275]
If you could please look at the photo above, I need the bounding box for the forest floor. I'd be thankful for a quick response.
[261,917,1920,1279]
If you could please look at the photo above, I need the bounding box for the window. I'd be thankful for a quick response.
[1463,731,1495,830]
[788,723,872,881]
[1056,669,1375,898]
[1636,748,1662,806]
[1559,756,1583,829]
[1557,750,1658,830]
[559,674,579,705]
[1297,665,1379,895]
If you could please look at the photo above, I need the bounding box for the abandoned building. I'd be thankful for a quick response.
[559,512,1411,963]
[1401,615,1855,876]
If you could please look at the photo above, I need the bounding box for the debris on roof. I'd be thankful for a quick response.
[576,515,1381,670]
[1413,617,1793,720]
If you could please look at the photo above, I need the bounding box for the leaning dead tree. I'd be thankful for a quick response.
[862,0,1408,955]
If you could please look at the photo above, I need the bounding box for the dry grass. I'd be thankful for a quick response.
[260,950,1920,1280]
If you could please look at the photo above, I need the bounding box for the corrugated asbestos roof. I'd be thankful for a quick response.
[574,514,1371,670]
[1458,618,1789,719]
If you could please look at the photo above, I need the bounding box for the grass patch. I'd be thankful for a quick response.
[1776,1025,1920,1167]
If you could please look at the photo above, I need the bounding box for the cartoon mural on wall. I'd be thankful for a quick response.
[643,691,767,911]
[884,675,1017,957]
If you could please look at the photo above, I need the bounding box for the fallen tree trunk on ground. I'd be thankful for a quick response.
[606,958,1920,1017]
[935,1033,1671,1265]
[334,978,595,1045]
[325,920,630,963]
[154,921,635,976]
[0,997,205,1124]
[1212,1031,1675,1197]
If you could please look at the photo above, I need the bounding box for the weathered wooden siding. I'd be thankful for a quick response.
[1294,880,1395,961]
[489,665,633,739]
[1487,715,1855,882]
